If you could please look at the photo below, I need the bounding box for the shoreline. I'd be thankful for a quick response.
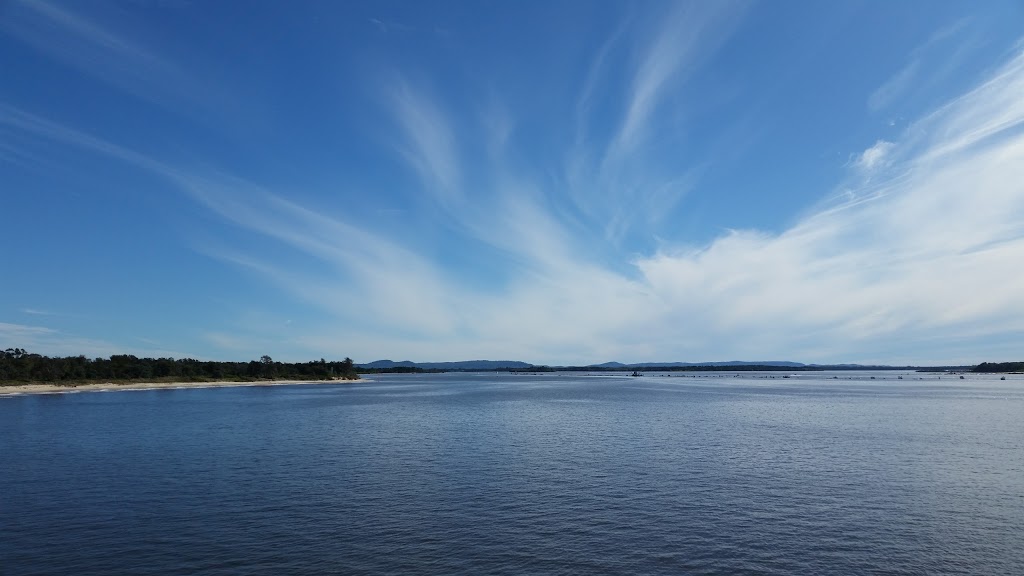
[0,378,361,397]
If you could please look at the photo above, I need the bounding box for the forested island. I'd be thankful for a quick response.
[973,361,1024,373]
[0,348,358,386]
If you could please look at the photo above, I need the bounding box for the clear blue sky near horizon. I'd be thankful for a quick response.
[3,0,1024,365]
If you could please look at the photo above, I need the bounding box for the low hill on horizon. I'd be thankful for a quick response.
[591,360,807,368]
[358,359,534,370]
[357,359,982,371]
[361,359,811,371]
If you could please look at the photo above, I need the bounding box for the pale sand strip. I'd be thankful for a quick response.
[0,379,361,396]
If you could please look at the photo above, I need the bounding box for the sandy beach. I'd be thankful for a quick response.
[0,379,359,396]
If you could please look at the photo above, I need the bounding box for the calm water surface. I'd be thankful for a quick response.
[2,372,1023,575]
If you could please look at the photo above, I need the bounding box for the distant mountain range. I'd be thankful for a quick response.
[358,360,534,370]
[356,359,967,372]
[361,359,821,370]
[590,360,806,368]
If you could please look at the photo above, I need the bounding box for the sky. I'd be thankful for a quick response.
[2,0,1024,366]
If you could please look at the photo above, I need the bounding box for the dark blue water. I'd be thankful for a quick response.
[2,372,1023,575]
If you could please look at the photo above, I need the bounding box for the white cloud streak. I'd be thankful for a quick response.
[2,0,231,121]
[0,103,173,175]
[0,322,187,359]
[612,2,739,153]
[391,81,462,208]
[869,58,921,113]
[868,18,972,112]
[180,174,462,337]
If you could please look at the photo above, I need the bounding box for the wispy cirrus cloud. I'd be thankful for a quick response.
[178,173,463,338]
[0,322,57,340]
[2,0,225,118]
[22,308,57,316]
[369,17,415,34]
[0,103,177,184]
[0,322,187,359]
[390,80,463,208]
[0,98,461,344]
[562,1,749,245]
[868,18,973,112]
[611,1,745,154]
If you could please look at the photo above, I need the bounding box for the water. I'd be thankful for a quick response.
[2,372,1022,575]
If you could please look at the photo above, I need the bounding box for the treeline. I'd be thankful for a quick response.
[0,348,358,384]
[973,362,1024,373]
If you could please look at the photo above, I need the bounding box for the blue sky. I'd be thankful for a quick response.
[3,0,1024,365]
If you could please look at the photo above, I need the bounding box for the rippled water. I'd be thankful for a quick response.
[2,372,1023,575]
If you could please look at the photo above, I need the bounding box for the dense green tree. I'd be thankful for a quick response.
[974,361,1024,373]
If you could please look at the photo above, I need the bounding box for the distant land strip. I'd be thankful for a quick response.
[4,348,1021,388]
[356,359,997,374]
